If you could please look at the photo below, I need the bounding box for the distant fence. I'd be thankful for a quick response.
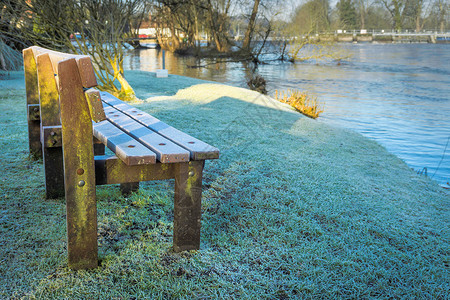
[270,30,450,44]
[319,29,450,36]
[128,30,450,45]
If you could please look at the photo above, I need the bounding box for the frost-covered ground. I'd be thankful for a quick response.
[0,70,448,299]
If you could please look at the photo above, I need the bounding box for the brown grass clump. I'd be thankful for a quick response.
[275,89,324,119]
[247,75,268,95]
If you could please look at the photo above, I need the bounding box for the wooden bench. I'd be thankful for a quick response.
[23,46,219,270]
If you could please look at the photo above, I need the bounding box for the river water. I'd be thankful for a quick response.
[125,43,450,187]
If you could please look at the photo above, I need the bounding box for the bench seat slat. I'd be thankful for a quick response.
[93,120,157,165]
[103,106,190,163]
[100,92,219,160]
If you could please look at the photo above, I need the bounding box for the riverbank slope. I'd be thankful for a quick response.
[0,70,448,298]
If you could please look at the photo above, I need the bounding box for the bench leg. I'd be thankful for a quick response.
[173,160,204,252]
[93,137,105,155]
[59,58,98,269]
[28,119,42,160]
[43,147,65,198]
[120,182,140,196]
[65,168,98,269]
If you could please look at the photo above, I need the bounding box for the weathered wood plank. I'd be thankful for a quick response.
[173,161,204,252]
[100,92,219,160]
[23,49,39,105]
[93,120,157,165]
[36,53,61,126]
[103,106,190,163]
[94,156,176,185]
[23,48,42,159]
[58,58,98,269]
[36,53,65,199]
[76,57,97,88]
[29,46,97,88]
[85,89,106,122]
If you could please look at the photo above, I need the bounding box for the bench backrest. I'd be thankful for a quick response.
[23,46,106,127]
[23,47,107,209]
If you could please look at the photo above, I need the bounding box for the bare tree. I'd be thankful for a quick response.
[287,35,351,63]
[379,0,407,31]
[279,0,350,64]
[153,3,183,52]
[290,0,331,34]
[205,0,233,52]
[152,0,233,53]
[356,0,375,29]
[413,0,425,31]
[242,0,261,51]
[422,0,448,32]
[2,0,148,101]
[437,0,448,32]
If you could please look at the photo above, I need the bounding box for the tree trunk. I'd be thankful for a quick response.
[156,29,166,49]
[415,14,421,32]
[394,1,402,31]
[212,31,229,52]
[111,60,136,101]
[439,1,445,33]
[415,0,423,32]
[242,0,260,51]
[206,0,229,52]
[381,0,404,31]
[168,10,181,52]
[190,0,200,47]
[117,73,136,101]
[359,1,366,29]
[170,29,181,51]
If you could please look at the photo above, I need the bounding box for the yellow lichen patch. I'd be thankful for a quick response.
[85,89,106,123]
[184,169,198,200]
